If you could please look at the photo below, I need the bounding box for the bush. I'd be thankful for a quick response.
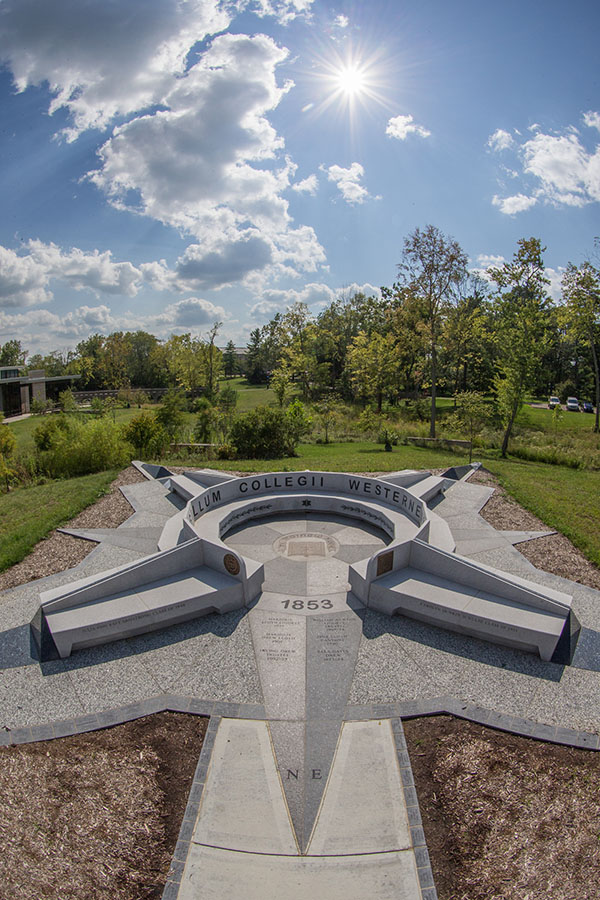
[36,418,133,477]
[193,397,214,443]
[90,397,105,416]
[58,388,78,413]
[228,406,294,458]
[30,398,54,415]
[286,399,312,444]
[122,411,169,455]
[33,414,74,451]
[155,390,186,439]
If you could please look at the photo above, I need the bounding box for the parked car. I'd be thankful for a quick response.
[566,396,580,412]
[548,396,560,409]
[581,400,594,414]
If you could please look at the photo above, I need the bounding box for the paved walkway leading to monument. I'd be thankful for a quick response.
[1,470,600,899]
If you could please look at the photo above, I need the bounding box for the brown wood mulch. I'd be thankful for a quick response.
[405,715,600,900]
[0,712,206,900]
[471,468,600,591]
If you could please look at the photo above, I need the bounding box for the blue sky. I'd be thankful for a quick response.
[0,0,599,356]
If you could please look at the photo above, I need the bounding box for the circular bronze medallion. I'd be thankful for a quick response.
[223,553,241,575]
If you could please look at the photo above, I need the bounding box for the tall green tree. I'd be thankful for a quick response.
[0,339,26,366]
[223,340,239,378]
[561,261,600,433]
[346,331,398,412]
[396,225,468,437]
[488,237,551,457]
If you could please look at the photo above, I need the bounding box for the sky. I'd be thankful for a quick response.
[0,0,599,357]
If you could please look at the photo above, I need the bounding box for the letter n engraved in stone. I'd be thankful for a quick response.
[376,551,394,577]
[287,769,299,780]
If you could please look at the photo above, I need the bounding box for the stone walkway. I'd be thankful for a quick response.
[1,471,599,899]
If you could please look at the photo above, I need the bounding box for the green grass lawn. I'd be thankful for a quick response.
[0,470,119,572]
[219,376,296,410]
[524,403,599,434]
[482,457,600,567]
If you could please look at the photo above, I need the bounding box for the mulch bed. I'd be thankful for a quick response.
[0,712,206,900]
[405,715,600,900]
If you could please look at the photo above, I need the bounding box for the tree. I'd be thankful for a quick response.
[488,237,551,457]
[270,361,293,407]
[561,262,600,433]
[155,389,186,440]
[346,331,398,412]
[223,340,239,378]
[205,321,223,399]
[396,225,468,437]
[450,391,491,463]
[0,340,26,366]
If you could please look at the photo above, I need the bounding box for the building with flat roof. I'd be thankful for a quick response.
[0,367,80,417]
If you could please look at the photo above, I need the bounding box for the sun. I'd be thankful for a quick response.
[334,64,368,97]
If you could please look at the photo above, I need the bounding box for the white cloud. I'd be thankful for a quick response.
[584,111,600,132]
[0,240,155,306]
[175,234,273,289]
[475,254,505,269]
[487,128,514,152]
[490,113,600,213]
[492,193,537,215]
[0,0,313,140]
[386,114,431,141]
[158,297,227,327]
[0,245,52,307]
[522,131,600,205]
[89,32,326,286]
[292,174,318,195]
[248,281,381,318]
[0,0,231,140]
[333,14,349,28]
[238,0,314,25]
[27,241,143,296]
[322,162,370,204]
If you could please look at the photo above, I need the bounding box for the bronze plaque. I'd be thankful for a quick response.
[224,553,241,576]
[376,551,394,577]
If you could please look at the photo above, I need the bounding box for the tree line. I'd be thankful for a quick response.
[3,227,599,452]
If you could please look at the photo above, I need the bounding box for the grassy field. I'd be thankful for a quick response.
[0,469,119,572]
[481,457,600,567]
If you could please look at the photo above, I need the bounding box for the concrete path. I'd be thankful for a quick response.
[179,717,424,900]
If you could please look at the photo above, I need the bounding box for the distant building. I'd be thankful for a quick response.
[0,367,80,417]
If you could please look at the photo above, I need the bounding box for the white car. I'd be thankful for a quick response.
[566,396,579,412]
[548,396,560,409]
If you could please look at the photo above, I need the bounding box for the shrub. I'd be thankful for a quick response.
[122,411,168,455]
[155,389,186,439]
[286,399,312,445]
[33,414,74,451]
[30,398,54,415]
[36,418,133,477]
[377,427,399,452]
[228,406,293,458]
[58,388,78,413]
[90,397,105,416]
[193,397,214,443]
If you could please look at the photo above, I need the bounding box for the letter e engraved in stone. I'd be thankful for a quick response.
[312,769,322,780]
[376,551,394,577]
